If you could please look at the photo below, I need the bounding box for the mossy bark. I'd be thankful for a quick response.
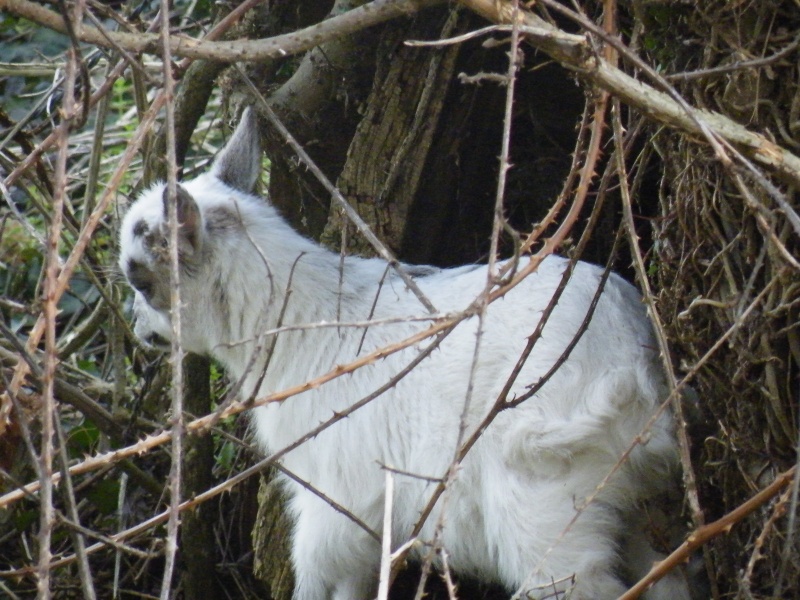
[252,474,294,600]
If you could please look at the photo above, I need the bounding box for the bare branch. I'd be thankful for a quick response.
[621,467,797,600]
[36,0,82,590]
[241,75,438,315]
[377,471,394,600]
[0,0,445,63]
[6,0,797,185]
[159,0,183,594]
[454,0,800,186]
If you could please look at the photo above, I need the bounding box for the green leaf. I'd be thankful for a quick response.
[86,478,121,515]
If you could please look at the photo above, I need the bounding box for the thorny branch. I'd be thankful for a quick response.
[1,0,797,596]
[620,467,797,600]
[412,4,524,593]
[611,97,715,595]
[240,75,438,315]
[0,0,445,63]
[391,38,616,590]
[0,0,258,435]
[37,21,73,599]
[3,0,799,186]
[459,0,800,186]
[158,0,184,594]
[0,324,458,577]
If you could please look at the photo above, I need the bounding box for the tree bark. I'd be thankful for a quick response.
[319,10,465,255]
[246,5,585,600]
[180,355,223,600]
[252,473,295,599]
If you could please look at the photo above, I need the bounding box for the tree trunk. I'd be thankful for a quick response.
[319,10,465,255]
[244,5,585,600]
[252,473,295,599]
[180,355,223,600]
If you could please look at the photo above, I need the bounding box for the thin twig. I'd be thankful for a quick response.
[240,75,438,315]
[55,419,97,600]
[0,0,445,63]
[413,4,523,593]
[455,0,800,185]
[159,0,183,593]
[774,379,800,597]
[665,34,800,81]
[37,2,81,592]
[273,463,381,542]
[620,467,797,600]
[377,470,394,600]
[741,486,792,594]
[611,97,707,549]
[487,1,520,278]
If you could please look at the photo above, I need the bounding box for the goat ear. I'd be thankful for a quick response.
[210,107,261,193]
[162,184,203,254]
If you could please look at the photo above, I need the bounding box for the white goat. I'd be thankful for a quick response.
[119,109,691,600]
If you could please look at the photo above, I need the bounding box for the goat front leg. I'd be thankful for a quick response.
[290,492,380,600]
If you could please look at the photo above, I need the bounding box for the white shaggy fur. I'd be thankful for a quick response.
[119,109,691,599]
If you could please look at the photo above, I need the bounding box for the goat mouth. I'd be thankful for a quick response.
[141,332,171,351]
